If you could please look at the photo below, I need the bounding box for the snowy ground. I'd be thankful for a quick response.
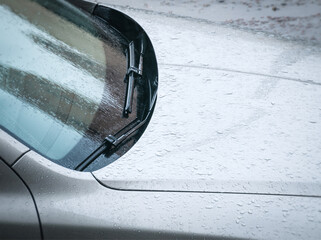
[93,0,321,198]
[97,0,321,45]
[82,2,321,238]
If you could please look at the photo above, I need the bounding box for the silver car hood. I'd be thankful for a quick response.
[92,5,321,197]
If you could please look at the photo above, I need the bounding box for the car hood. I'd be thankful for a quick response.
[94,4,321,197]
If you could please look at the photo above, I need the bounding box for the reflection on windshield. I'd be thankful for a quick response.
[0,88,83,160]
[0,4,108,103]
[0,0,134,168]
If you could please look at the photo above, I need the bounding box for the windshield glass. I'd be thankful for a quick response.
[0,0,137,169]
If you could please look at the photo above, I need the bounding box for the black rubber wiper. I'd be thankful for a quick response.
[75,111,151,171]
[123,39,144,117]
[75,38,148,171]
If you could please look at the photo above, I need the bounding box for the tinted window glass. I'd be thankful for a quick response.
[0,0,140,169]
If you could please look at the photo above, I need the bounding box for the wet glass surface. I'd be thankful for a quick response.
[0,0,138,169]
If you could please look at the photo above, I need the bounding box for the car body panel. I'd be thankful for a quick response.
[0,159,41,239]
[13,151,321,240]
[0,130,29,165]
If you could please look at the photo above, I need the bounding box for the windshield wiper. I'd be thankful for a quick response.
[75,38,148,171]
[75,111,151,171]
[123,39,144,117]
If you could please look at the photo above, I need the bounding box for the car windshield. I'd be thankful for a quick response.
[0,0,137,169]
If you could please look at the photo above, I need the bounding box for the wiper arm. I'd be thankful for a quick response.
[75,112,151,171]
[75,134,117,171]
[123,40,144,117]
[75,38,148,171]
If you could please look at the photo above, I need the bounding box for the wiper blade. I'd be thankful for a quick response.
[75,38,149,171]
[75,113,151,171]
[123,40,144,117]
[75,135,117,171]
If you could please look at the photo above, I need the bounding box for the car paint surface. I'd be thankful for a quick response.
[0,159,41,239]
[12,150,321,240]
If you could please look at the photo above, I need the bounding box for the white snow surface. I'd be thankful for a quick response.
[94,1,321,195]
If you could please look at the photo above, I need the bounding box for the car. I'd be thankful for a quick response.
[0,0,320,239]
